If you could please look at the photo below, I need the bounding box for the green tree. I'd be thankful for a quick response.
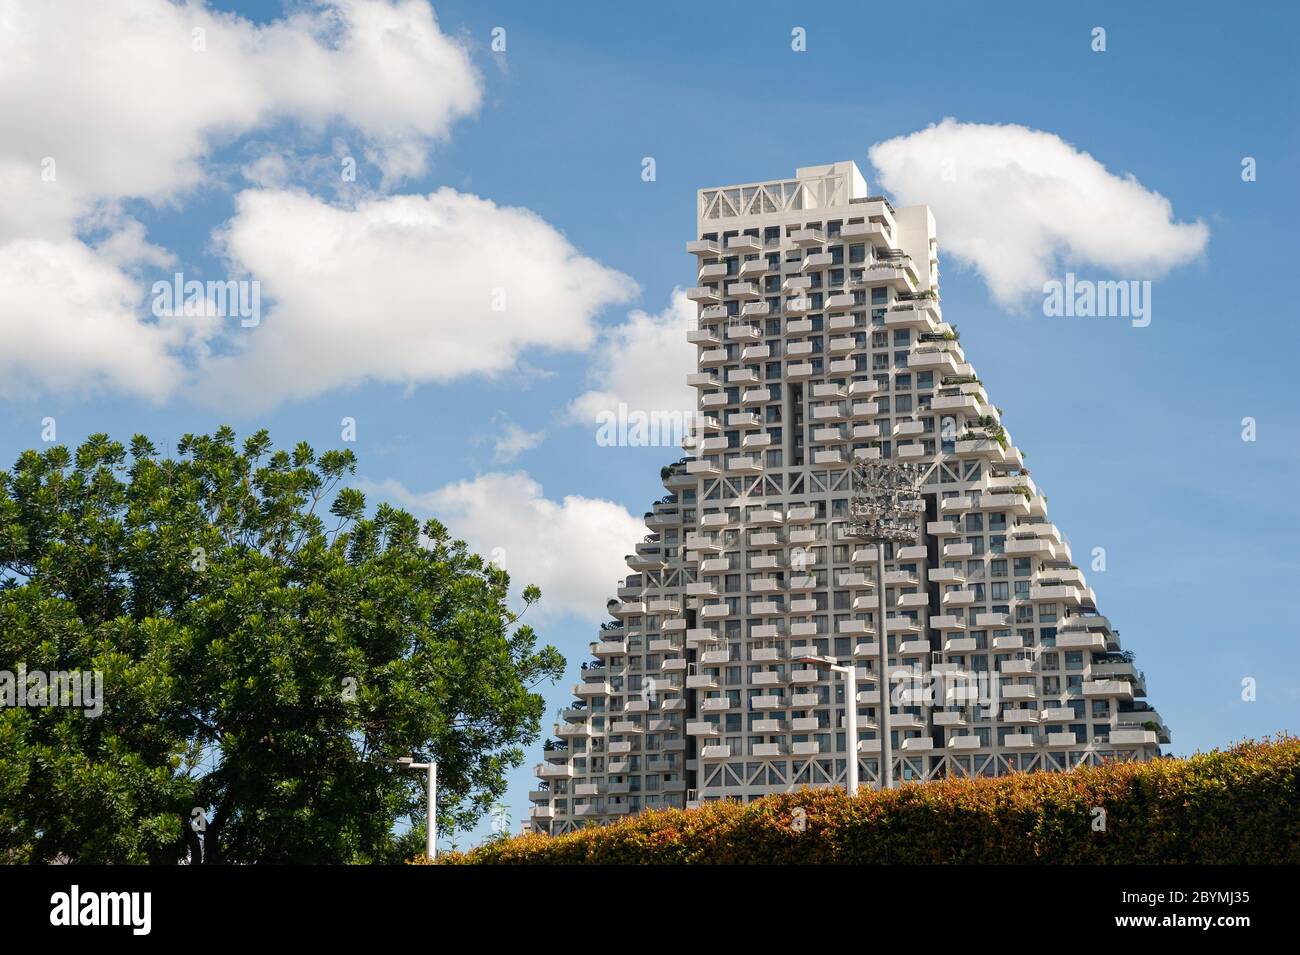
[0,428,563,863]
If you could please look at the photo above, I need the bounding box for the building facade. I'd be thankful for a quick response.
[529,161,1169,833]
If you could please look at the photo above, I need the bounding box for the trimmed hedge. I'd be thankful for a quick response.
[425,737,1300,864]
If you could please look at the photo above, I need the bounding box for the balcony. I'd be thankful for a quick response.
[686,327,720,346]
[686,286,720,304]
[813,450,845,467]
[1083,680,1135,701]
[1003,733,1036,749]
[686,627,717,646]
[791,228,825,248]
[1031,584,1083,605]
[686,721,720,736]
[1040,706,1075,722]
[685,532,721,552]
[1005,536,1054,557]
[685,459,720,477]
[931,394,980,415]
[1001,684,1037,701]
[700,744,732,760]
[753,742,786,758]
[954,438,1007,462]
[861,262,914,292]
[699,348,727,367]
[884,305,937,330]
[840,220,891,247]
[1109,728,1158,747]
[726,281,761,300]
[535,762,574,779]
[897,442,927,460]
[686,238,721,257]
[900,737,933,752]
[1057,630,1107,650]
[801,252,833,271]
[726,455,763,474]
[726,234,761,254]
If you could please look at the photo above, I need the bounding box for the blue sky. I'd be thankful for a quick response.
[1,0,1297,847]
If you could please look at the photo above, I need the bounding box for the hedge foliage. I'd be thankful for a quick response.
[424,737,1300,864]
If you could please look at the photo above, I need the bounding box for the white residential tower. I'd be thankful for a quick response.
[530,162,1168,833]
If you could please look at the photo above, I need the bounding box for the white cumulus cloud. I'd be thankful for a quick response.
[494,422,546,462]
[0,0,481,241]
[198,188,637,409]
[365,473,643,623]
[0,0,483,400]
[567,289,697,425]
[0,236,191,402]
[867,118,1209,305]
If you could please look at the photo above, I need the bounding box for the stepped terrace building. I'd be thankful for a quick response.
[529,161,1168,834]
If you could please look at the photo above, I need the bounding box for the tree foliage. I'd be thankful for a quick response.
[0,428,563,863]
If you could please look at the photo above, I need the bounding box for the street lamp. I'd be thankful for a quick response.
[391,756,438,861]
[796,655,859,796]
[847,459,924,790]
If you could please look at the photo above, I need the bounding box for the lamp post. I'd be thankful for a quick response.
[847,459,924,790]
[796,655,859,796]
[392,756,437,861]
